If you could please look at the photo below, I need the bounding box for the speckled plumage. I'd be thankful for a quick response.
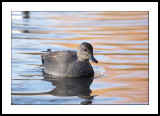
[41,42,98,77]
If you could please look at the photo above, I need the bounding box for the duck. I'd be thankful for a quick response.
[41,42,98,77]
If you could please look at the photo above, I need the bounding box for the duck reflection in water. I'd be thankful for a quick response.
[43,71,96,105]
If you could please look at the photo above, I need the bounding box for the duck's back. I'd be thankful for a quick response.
[42,50,77,63]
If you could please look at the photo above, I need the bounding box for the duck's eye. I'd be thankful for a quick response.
[84,49,87,51]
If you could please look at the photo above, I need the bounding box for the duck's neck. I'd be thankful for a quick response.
[77,54,89,62]
[78,57,89,62]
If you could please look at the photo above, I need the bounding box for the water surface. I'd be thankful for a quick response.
[11,11,148,105]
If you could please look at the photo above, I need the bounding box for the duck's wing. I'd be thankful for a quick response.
[41,50,77,66]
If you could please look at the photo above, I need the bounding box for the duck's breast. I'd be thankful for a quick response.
[66,60,94,77]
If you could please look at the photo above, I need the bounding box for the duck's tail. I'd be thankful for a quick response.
[47,48,51,52]
[41,55,44,65]
[41,48,52,65]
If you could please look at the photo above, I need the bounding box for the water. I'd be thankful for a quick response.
[11,11,148,105]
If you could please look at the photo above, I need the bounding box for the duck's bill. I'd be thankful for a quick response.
[89,56,98,63]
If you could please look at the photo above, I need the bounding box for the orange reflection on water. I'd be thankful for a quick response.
[45,12,148,104]
[12,11,149,104]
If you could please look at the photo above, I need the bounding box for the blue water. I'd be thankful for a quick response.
[11,11,148,105]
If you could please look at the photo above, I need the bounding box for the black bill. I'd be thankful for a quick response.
[88,55,98,63]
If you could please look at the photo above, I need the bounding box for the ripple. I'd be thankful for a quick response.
[11,11,149,105]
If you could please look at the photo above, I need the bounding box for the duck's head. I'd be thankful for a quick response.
[77,42,98,63]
